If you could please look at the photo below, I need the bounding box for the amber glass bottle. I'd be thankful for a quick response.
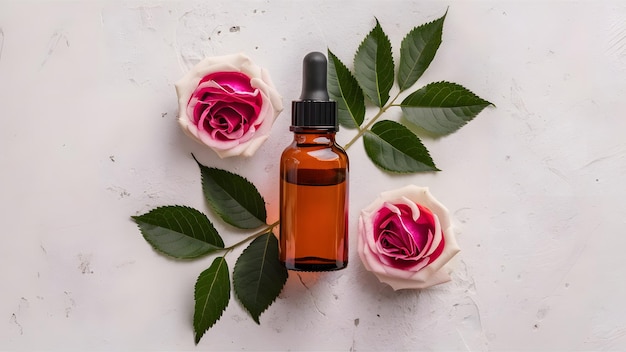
[279,52,349,271]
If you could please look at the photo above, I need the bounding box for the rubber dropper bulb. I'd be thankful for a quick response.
[299,52,329,101]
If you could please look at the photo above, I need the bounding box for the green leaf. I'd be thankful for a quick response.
[233,233,288,324]
[354,19,395,107]
[397,11,446,91]
[363,120,439,173]
[194,256,230,344]
[328,49,365,129]
[401,81,493,136]
[193,155,267,229]
[131,206,224,259]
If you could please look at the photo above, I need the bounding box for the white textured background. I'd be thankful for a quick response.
[1,1,626,351]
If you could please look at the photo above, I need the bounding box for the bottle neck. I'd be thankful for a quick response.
[292,128,336,145]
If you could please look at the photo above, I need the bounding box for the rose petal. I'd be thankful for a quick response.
[200,71,254,93]
[373,266,452,290]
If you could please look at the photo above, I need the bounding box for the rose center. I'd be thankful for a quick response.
[379,231,417,258]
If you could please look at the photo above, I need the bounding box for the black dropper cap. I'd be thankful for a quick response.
[291,52,338,131]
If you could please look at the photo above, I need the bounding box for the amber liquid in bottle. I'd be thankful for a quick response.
[279,130,349,271]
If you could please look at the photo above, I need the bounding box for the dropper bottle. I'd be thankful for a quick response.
[279,52,349,271]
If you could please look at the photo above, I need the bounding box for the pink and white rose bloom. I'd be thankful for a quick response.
[175,53,283,158]
[358,185,460,290]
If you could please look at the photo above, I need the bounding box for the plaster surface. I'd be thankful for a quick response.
[1,1,626,350]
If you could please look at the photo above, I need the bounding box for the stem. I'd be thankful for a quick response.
[223,220,280,251]
[342,91,403,151]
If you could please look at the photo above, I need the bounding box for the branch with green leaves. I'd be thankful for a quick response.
[132,157,287,344]
[131,11,494,345]
[328,12,492,172]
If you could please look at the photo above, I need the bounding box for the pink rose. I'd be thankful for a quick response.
[358,185,460,290]
[175,53,283,158]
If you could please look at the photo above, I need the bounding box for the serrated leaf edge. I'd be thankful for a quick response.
[363,121,439,173]
[233,233,287,324]
[131,205,224,259]
[354,18,395,107]
[327,49,365,128]
[192,154,267,229]
[401,81,493,107]
[397,11,447,91]
[194,256,230,344]
[399,81,493,135]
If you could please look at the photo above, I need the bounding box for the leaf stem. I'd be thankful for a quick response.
[342,92,402,151]
[223,220,280,251]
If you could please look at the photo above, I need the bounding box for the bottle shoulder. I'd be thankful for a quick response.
[281,142,348,168]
